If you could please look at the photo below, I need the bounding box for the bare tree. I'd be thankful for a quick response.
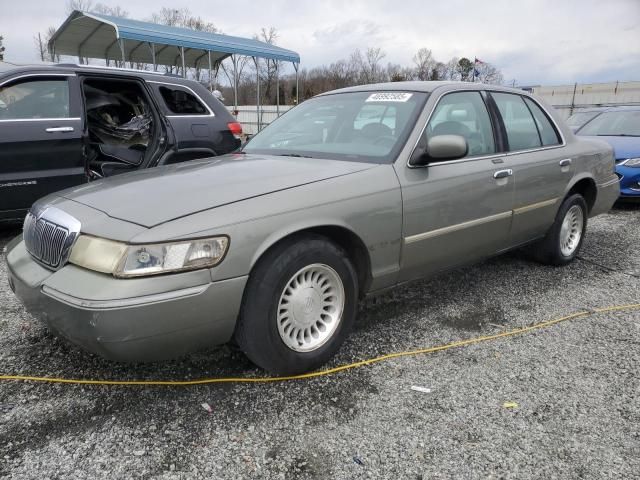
[413,48,436,81]
[474,61,504,84]
[66,0,94,13]
[92,4,128,17]
[443,57,461,80]
[34,27,60,63]
[150,8,217,77]
[252,27,283,104]
[0,36,5,62]
[364,47,386,83]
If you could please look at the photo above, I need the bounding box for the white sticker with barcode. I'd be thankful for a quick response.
[365,92,413,102]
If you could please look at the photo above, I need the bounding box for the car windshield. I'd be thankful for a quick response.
[566,111,600,127]
[577,110,640,136]
[242,91,428,163]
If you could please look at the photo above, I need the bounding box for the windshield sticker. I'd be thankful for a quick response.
[366,92,413,103]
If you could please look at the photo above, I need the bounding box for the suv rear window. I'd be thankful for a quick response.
[159,86,208,115]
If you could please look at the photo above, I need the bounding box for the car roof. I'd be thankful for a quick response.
[318,80,534,96]
[0,63,200,87]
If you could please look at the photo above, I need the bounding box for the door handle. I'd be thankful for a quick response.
[559,158,572,167]
[45,126,74,133]
[493,169,513,179]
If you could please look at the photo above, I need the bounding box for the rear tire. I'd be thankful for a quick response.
[529,193,587,266]
[234,234,358,375]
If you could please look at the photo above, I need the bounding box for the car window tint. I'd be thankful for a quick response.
[0,78,70,120]
[492,92,542,151]
[524,97,561,146]
[159,86,208,115]
[426,91,495,157]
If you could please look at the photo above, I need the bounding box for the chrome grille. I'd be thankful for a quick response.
[23,206,81,269]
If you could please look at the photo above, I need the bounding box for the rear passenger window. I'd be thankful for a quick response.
[492,92,541,151]
[159,86,208,115]
[524,97,561,146]
[426,91,495,157]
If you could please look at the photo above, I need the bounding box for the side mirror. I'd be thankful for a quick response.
[425,135,468,162]
[411,134,468,165]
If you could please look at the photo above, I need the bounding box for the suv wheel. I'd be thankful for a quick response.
[234,234,358,375]
[530,193,587,265]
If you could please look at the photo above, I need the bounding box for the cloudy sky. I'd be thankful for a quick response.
[2,0,639,85]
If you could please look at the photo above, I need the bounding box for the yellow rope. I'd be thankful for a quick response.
[1,303,638,387]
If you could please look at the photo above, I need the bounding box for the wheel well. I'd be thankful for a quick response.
[258,226,372,297]
[568,178,597,213]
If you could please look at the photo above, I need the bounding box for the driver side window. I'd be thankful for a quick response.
[426,92,496,157]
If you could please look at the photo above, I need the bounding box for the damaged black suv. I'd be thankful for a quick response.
[0,64,242,222]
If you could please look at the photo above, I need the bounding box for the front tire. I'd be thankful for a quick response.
[234,234,358,375]
[530,193,587,266]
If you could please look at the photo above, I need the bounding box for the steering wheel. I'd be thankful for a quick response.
[373,135,396,147]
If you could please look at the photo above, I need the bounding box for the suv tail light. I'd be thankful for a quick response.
[227,122,243,139]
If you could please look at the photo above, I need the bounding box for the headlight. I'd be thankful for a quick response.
[69,235,229,277]
[620,157,640,168]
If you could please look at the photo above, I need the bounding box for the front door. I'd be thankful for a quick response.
[0,74,85,220]
[395,90,515,282]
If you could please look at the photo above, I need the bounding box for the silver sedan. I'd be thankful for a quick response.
[6,81,619,374]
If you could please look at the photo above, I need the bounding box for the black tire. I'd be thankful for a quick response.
[529,193,588,266]
[234,234,358,375]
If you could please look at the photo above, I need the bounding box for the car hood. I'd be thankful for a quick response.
[580,135,640,160]
[58,154,377,228]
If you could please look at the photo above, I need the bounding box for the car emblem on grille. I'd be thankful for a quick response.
[23,205,81,269]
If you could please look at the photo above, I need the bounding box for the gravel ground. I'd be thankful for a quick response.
[0,207,639,479]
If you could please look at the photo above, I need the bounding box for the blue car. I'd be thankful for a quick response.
[577,107,640,201]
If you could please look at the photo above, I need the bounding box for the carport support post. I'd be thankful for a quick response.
[149,43,157,71]
[181,46,186,78]
[294,62,299,105]
[208,51,213,91]
[253,56,261,132]
[119,39,125,67]
[231,55,239,112]
[276,61,280,116]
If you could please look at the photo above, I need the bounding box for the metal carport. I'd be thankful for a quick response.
[48,10,301,128]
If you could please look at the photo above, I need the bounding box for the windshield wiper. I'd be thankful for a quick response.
[279,153,314,158]
[596,134,640,137]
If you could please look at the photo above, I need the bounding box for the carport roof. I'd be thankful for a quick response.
[49,10,301,67]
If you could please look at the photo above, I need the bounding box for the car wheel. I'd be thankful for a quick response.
[530,193,588,266]
[234,234,359,375]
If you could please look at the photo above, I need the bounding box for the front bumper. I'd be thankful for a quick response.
[616,165,640,199]
[6,237,247,362]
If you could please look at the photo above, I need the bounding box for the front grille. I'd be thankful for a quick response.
[23,207,81,269]
[23,213,70,268]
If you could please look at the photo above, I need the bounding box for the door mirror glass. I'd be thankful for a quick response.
[423,134,468,162]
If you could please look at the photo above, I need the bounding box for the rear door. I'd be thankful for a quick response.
[0,74,84,220]
[147,81,224,163]
[488,92,569,246]
[396,90,516,282]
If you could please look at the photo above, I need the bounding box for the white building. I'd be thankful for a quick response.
[530,81,640,119]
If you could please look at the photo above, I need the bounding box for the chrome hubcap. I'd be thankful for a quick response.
[559,205,584,256]
[277,263,345,352]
